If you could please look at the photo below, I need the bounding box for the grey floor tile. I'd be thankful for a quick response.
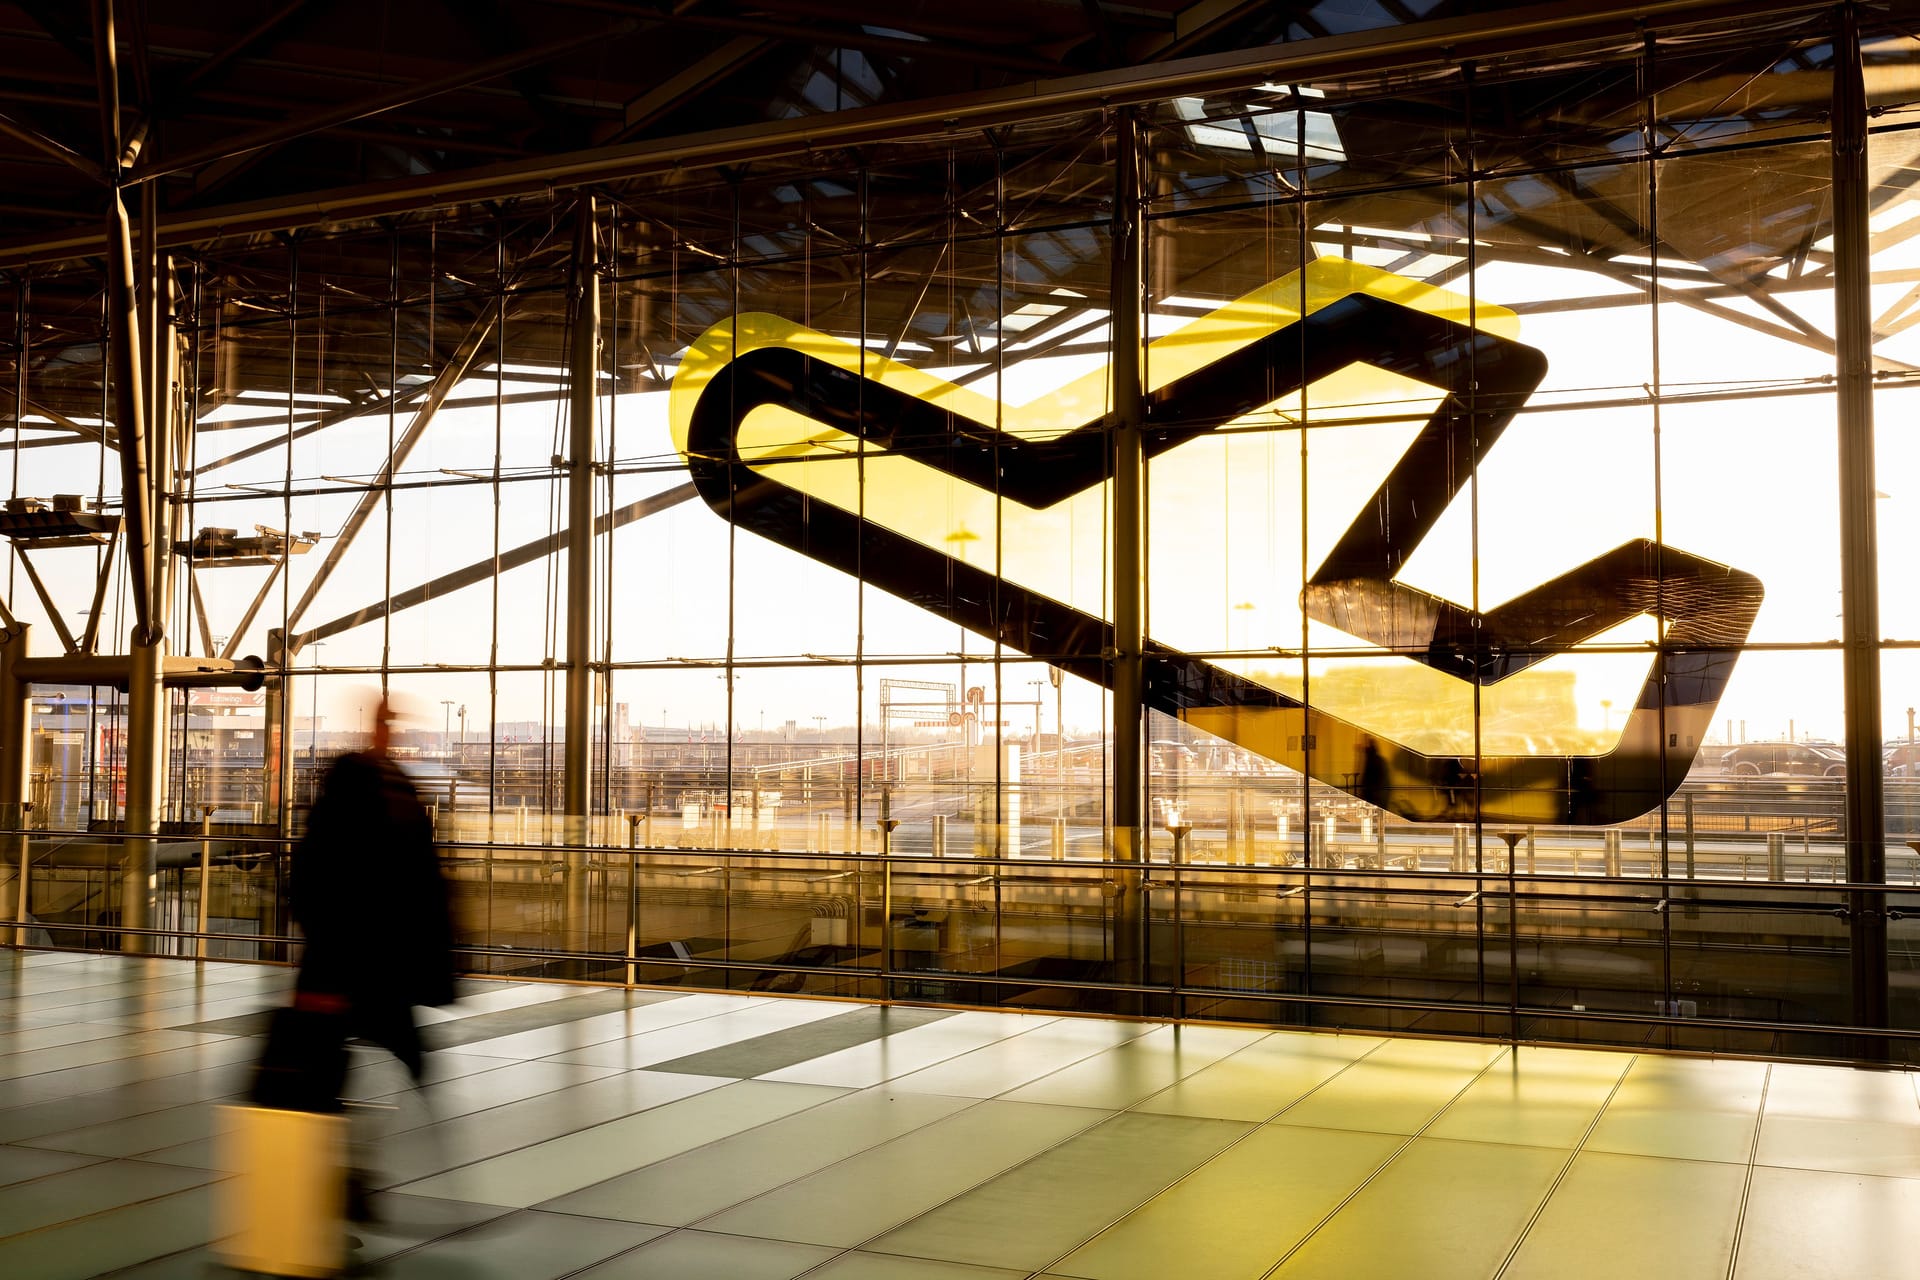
[425,989,676,1050]
[643,1006,959,1078]
[91,1245,222,1278]
[0,1156,218,1236]
[0,1029,237,1081]
[0,1069,242,1144]
[0,1141,102,1188]
[760,1011,1059,1088]
[547,998,861,1069]
[0,1183,217,1280]
[866,1111,1253,1272]
[450,992,751,1060]
[18,1099,224,1158]
[569,1228,838,1279]
[351,1193,515,1263]
[374,1207,665,1279]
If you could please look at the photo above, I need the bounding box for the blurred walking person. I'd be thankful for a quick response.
[288,692,456,1084]
[228,695,457,1275]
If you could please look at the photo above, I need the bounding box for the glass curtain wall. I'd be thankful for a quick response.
[9,9,1920,1062]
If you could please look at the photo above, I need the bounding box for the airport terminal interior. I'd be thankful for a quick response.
[4,0,1920,1274]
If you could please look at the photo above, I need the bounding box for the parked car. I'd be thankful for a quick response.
[1718,742,1846,778]
[1885,743,1920,776]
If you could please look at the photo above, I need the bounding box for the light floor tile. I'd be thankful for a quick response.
[1131,1030,1380,1122]
[884,1017,1151,1100]
[367,1068,730,1187]
[1763,1063,1920,1123]
[866,1112,1252,1272]
[569,1228,838,1279]
[1755,1114,1920,1179]
[1267,1137,1565,1280]
[370,1058,626,1128]
[1585,1055,1768,1163]
[541,1085,976,1225]
[394,1079,846,1207]
[1051,1123,1403,1280]
[999,1025,1270,1110]
[1732,1166,1920,1280]
[806,1254,1027,1280]
[1276,1038,1507,1136]
[1503,1152,1746,1280]
[1423,1046,1631,1148]
[698,1101,1109,1247]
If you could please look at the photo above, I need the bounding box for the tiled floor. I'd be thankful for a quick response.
[2,951,1918,1279]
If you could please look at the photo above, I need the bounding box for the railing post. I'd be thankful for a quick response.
[195,804,213,958]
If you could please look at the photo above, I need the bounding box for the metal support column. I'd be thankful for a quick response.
[562,196,600,959]
[1833,4,1888,1044]
[1108,109,1147,989]
[122,631,164,952]
[0,625,30,946]
[262,628,291,830]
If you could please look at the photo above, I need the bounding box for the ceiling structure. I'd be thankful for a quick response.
[0,1,1907,434]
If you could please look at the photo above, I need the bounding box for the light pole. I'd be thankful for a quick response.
[441,699,456,760]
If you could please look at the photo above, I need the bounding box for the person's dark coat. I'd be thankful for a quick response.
[291,751,456,1014]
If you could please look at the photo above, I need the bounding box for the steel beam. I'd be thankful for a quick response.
[564,197,600,840]
[96,0,157,649]
[0,0,1829,267]
[1109,108,1146,990]
[293,482,698,652]
[130,18,644,185]
[0,625,29,946]
[0,110,105,184]
[281,312,496,633]
[1833,4,1888,1044]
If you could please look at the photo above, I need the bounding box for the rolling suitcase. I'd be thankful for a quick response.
[214,1103,350,1278]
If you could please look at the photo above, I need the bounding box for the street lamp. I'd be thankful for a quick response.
[440,699,456,760]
